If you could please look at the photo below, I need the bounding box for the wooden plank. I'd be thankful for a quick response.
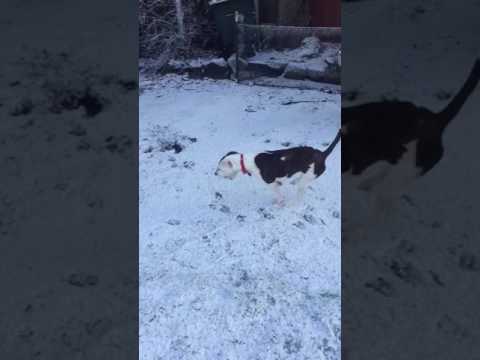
[239,24,342,47]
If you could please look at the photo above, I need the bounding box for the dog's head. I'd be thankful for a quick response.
[215,151,240,179]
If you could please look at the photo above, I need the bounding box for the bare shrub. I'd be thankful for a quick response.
[139,0,176,61]
[139,0,218,65]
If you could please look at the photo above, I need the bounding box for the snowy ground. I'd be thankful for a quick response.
[139,75,341,360]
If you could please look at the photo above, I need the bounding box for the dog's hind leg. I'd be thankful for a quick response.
[294,168,316,205]
[294,183,308,206]
[271,181,285,207]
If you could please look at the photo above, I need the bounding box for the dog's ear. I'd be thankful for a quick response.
[219,151,238,163]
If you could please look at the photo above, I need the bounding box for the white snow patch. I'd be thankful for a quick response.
[249,41,340,73]
[168,57,228,69]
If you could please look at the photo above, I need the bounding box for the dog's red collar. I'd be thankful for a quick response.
[240,154,251,176]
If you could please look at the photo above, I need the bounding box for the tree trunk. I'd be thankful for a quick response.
[174,0,185,44]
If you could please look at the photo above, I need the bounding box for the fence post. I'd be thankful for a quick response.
[234,11,244,83]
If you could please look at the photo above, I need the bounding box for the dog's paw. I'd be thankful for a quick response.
[274,198,286,208]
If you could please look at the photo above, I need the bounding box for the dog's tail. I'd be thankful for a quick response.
[322,129,342,158]
[437,58,480,129]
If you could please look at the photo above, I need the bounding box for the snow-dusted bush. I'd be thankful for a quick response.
[139,0,177,61]
[139,0,218,64]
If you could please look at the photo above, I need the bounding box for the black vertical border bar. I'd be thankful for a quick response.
[0,1,139,358]
[342,1,480,359]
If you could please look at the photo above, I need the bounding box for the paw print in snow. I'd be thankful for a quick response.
[258,208,274,220]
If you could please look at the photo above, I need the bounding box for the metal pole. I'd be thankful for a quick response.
[234,11,243,83]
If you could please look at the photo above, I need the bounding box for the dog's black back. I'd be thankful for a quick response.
[342,59,480,176]
[255,131,341,184]
[254,147,320,184]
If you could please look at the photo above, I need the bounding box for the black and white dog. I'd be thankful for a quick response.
[215,131,341,206]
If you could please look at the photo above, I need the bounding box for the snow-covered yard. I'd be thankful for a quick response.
[139,75,341,360]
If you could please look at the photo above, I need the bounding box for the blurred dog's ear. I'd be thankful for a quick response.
[227,160,232,167]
